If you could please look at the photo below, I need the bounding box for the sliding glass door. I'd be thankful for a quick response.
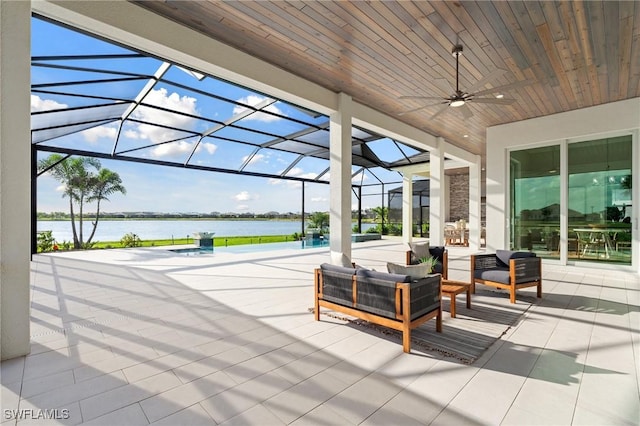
[510,135,633,265]
[510,146,561,259]
[568,136,632,265]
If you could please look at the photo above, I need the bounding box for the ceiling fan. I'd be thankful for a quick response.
[399,44,532,120]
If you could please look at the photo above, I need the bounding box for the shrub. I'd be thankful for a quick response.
[387,223,403,236]
[37,231,55,253]
[82,241,97,249]
[120,232,142,248]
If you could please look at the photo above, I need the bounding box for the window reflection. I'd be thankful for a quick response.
[510,136,633,265]
[510,146,561,259]
[568,136,632,264]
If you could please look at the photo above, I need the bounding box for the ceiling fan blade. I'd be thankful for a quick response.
[398,96,446,101]
[471,97,516,105]
[427,104,450,120]
[398,102,445,116]
[466,68,507,93]
[459,103,473,119]
[472,79,535,97]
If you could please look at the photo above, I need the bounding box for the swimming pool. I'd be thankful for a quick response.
[168,240,329,255]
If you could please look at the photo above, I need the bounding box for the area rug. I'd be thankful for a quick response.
[312,289,535,364]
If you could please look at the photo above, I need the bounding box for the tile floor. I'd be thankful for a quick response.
[1,238,638,425]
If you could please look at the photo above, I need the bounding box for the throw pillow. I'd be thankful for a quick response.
[408,242,430,261]
[428,246,445,261]
[387,262,431,280]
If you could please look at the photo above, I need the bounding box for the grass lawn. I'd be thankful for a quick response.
[90,234,296,250]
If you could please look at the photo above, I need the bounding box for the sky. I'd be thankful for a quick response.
[37,158,334,214]
[32,17,406,214]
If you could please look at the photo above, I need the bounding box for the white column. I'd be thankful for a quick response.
[559,140,569,265]
[429,138,445,246]
[402,172,413,244]
[468,155,482,250]
[329,93,352,260]
[633,131,640,275]
[1,0,31,360]
[485,134,507,252]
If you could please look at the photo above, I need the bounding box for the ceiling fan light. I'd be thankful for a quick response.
[450,99,465,108]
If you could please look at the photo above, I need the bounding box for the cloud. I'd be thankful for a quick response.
[286,167,318,180]
[311,197,328,202]
[133,136,217,160]
[297,172,319,180]
[122,89,219,160]
[151,140,195,158]
[287,167,303,176]
[124,129,140,139]
[146,87,197,115]
[129,88,198,144]
[234,191,257,201]
[268,166,320,188]
[233,95,284,122]
[201,142,218,155]
[81,125,117,143]
[236,204,250,211]
[242,153,266,166]
[352,171,369,183]
[31,95,67,112]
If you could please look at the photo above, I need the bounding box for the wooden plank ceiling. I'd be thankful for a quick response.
[132,0,640,162]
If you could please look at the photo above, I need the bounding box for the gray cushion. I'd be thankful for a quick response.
[356,268,410,283]
[475,268,510,284]
[496,250,536,267]
[387,262,431,280]
[320,263,356,275]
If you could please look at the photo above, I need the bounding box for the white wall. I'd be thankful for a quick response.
[1,0,32,360]
[486,98,640,272]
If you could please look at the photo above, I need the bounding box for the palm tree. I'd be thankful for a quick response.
[371,206,388,221]
[307,211,329,234]
[372,206,388,223]
[38,154,125,249]
[85,168,127,245]
[371,206,389,234]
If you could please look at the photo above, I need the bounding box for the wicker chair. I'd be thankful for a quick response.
[470,250,542,303]
[405,243,448,279]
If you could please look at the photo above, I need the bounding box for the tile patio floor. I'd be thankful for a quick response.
[1,238,639,425]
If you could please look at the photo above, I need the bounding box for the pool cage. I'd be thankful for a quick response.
[388,179,430,237]
[31,16,438,253]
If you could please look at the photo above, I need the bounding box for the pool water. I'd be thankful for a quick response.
[168,247,214,255]
[168,240,329,255]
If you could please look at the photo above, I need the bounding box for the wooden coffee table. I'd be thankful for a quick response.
[441,279,472,318]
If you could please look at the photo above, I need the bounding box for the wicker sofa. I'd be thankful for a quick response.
[314,263,442,353]
[470,250,542,304]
